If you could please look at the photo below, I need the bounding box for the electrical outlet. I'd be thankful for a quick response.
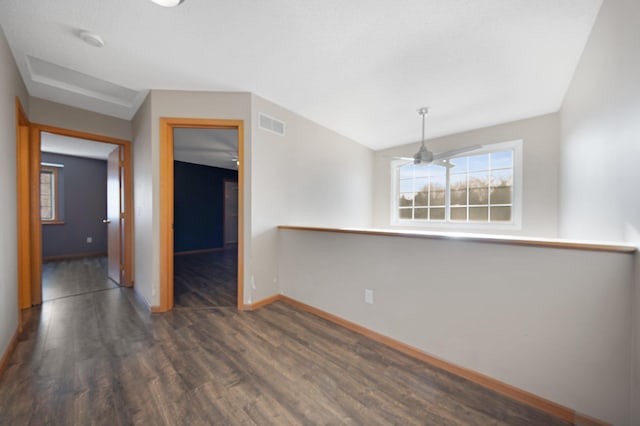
[86,236,93,243]
[365,289,374,304]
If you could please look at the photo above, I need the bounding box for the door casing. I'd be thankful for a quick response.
[158,117,245,312]
[16,98,30,316]
[16,118,134,307]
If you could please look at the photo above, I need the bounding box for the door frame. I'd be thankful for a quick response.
[16,98,31,313]
[158,117,244,312]
[17,119,134,307]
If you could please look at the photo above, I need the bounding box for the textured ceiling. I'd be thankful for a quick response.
[0,0,602,150]
[41,132,117,160]
[174,128,238,170]
[41,129,238,170]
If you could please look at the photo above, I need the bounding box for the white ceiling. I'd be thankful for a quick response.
[0,0,602,150]
[41,132,116,160]
[174,128,238,170]
[41,129,238,170]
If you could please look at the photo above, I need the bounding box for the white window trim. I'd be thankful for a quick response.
[390,139,523,231]
[40,166,59,222]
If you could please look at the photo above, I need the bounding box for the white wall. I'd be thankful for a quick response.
[131,90,373,306]
[28,97,132,141]
[559,0,640,243]
[133,90,252,306]
[558,1,640,421]
[131,93,153,306]
[374,113,560,238]
[251,95,373,302]
[0,28,28,361]
[279,229,634,424]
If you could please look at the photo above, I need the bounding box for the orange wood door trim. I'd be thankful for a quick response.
[29,126,42,305]
[158,117,245,312]
[16,98,31,312]
[24,123,134,304]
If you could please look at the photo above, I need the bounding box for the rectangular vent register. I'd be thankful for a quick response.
[258,112,286,136]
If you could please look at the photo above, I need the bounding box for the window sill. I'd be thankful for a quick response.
[42,221,65,225]
[278,226,637,254]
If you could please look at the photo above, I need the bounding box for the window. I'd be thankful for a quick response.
[393,140,522,228]
[40,165,61,222]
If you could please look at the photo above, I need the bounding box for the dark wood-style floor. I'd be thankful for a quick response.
[0,254,570,425]
[42,256,117,301]
[174,249,237,309]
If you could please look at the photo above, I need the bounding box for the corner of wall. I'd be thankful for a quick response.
[631,253,640,425]
[0,23,24,370]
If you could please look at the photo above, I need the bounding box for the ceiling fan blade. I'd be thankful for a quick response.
[432,145,483,161]
[383,154,414,161]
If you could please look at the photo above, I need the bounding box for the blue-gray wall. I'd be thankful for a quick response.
[174,161,237,253]
[41,152,107,258]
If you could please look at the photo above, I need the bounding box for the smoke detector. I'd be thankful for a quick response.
[78,30,104,48]
[151,0,184,6]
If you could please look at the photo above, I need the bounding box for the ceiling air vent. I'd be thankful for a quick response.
[258,112,285,136]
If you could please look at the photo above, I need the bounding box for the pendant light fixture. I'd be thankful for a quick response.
[390,107,484,166]
[413,107,433,164]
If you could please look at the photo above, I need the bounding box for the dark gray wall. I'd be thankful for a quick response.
[41,152,108,258]
[174,161,238,252]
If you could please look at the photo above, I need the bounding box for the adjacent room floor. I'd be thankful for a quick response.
[0,254,569,425]
[42,256,117,301]
[173,249,237,309]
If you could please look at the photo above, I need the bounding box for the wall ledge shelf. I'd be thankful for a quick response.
[278,226,637,254]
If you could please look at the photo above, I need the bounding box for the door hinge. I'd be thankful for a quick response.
[120,264,125,271]
[120,212,125,219]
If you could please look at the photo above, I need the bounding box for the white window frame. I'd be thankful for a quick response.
[40,166,58,222]
[390,140,523,231]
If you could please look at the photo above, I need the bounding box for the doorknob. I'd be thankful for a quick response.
[102,219,111,224]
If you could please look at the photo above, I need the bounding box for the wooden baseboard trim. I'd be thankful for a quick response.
[43,251,107,262]
[241,294,282,311]
[574,412,611,426]
[150,306,165,313]
[279,295,606,426]
[0,327,19,377]
[174,247,224,256]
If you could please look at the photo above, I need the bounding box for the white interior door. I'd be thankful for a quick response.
[106,146,122,284]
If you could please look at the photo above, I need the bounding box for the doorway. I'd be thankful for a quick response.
[172,128,239,309]
[17,121,133,307]
[158,118,244,312]
[39,133,123,301]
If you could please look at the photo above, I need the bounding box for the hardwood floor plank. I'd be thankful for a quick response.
[0,254,573,425]
[42,257,117,302]
[173,250,237,309]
